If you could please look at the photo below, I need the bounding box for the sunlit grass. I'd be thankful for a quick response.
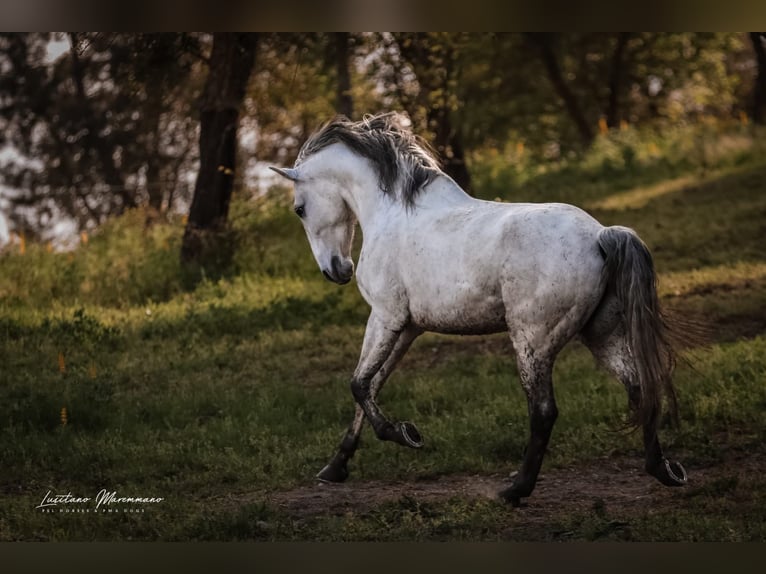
[588,173,699,211]
[586,162,761,211]
[659,261,766,298]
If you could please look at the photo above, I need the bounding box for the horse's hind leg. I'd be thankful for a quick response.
[499,350,558,507]
[582,299,687,487]
[317,318,422,482]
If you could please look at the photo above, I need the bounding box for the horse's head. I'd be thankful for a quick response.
[270,165,356,285]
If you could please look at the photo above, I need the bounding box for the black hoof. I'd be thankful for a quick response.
[498,487,526,508]
[316,462,349,483]
[396,421,424,448]
[647,458,687,487]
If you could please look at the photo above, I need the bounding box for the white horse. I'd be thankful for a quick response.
[271,112,686,505]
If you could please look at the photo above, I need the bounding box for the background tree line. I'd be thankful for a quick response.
[1,32,764,261]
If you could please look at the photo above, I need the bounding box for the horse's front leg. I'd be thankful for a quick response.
[315,405,365,482]
[353,314,424,444]
[316,324,421,482]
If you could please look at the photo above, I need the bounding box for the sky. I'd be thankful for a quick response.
[45,35,69,63]
[0,211,8,246]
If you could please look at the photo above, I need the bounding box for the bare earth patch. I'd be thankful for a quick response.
[259,450,764,526]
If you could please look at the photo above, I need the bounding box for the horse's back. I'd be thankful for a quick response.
[364,199,608,336]
[419,200,605,282]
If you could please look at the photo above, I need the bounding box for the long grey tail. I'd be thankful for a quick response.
[598,226,678,429]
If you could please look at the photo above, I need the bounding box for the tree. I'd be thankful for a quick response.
[335,33,354,118]
[605,33,631,128]
[243,32,388,174]
[751,32,766,124]
[0,33,202,235]
[525,33,595,146]
[393,33,472,191]
[116,34,204,216]
[181,33,258,264]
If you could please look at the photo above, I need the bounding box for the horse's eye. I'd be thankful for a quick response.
[294,205,305,218]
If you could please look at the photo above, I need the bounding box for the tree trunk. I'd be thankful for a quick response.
[181,33,257,264]
[606,33,630,128]
[526,33,594,146]
[751,32,766,125]
[335,33,353,118]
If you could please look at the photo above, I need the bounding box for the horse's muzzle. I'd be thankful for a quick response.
[322,256,354,285]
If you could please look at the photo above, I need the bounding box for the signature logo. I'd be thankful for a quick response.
[36,489,164,513]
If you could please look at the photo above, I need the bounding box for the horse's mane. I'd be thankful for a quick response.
[295,112,443,208]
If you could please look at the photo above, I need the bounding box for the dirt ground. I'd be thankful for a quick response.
[258,449,762,528]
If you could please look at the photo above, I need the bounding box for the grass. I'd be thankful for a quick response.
[1,122,766,540]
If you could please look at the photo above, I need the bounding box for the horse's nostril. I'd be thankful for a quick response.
[331,255,354,280]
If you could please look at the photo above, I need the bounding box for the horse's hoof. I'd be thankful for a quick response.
[648,458,687,487]
[316,462,349,483]
[397,421,424,448]
[498,487,525,508]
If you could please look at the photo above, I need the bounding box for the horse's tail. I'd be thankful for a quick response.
[597,226,678,430]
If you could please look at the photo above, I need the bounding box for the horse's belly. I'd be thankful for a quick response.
[407,290,507,335]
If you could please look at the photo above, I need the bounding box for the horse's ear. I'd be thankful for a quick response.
[269,167,300,181]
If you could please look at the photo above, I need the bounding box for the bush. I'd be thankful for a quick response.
[0,209,184,309]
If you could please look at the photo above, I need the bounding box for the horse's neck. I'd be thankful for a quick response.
[339,175,385,233]
[418,175,474,208]
[344,173,473,235]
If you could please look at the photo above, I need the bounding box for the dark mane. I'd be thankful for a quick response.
[295,112,443,207]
